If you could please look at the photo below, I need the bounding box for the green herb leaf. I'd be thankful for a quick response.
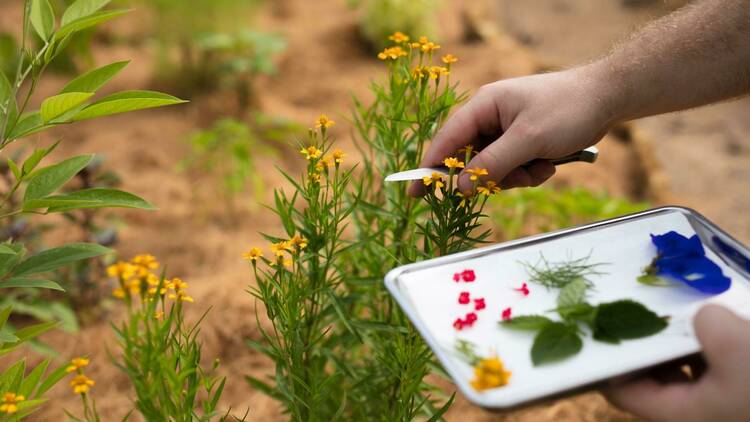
[22,155,92,201]
[637,274,672,287]
[12,243,111,277]
[70,90,186,121]
[593,299,668,341]
[24,188,156,212]
[0,277,64,291]
[40,92,93,123]
[6,112,50,141]
[61,60,129,94]
[556,302,596,323]
[30,0,55,41]
[531,322,583,365]
[61,0,111,26]
[55,9,129,41]
[557,276,588,308]
[500,315,553,331]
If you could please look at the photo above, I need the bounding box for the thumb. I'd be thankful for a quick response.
[457,123,540,192]
[693,304,750,375]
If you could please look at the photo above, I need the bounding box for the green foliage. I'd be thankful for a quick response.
[592,300,668,343]
[0,1,185,418]
[353,0,439,51]
[490,186,649,241]
[0,357,68,419]
[530,322,582,366]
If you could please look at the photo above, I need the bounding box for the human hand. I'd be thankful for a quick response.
[606,304,750,422]
[410,65,615,195]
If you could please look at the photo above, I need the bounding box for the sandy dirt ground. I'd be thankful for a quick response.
[1,0,746,420]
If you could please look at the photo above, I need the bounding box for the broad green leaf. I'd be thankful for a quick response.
[6,112,51,141]
[500,315,553,331]
[557,277,588,309]
[21,141,59,176]
[0,278,64,291]
[30,0,55,41]
[0,244,25,278]
[0,245,16,255]
[55,9,130,41]
[531,322,583,366]
[61,0,111,26]
[556,302,596,324]
[593,300,668,341]
[62,60,129,94]
[40,92,93,123]
[23,154,93,201]
[12,242,111,277]
[7,159,21,180]
[29,188,156,213]
[71,90,187,121]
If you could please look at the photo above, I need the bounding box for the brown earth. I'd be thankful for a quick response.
[1,0,745,421]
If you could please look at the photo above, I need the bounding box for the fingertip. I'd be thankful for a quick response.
[693,304,747,369]
[408,180,426,197]
[604,377,691,421]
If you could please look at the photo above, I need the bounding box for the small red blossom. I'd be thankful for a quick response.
[465,312,478,324]
[453,318,465,330]
[474,297,486,310]
[461,269,476,282]
[458,291,470,305]
[453,273,461,282]
[514,282,530,296]
[501,307,512,321]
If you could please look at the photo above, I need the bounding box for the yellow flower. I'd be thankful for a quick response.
[169,291,194,303]
[289,234,308,251]
[132,254,159,270]
[456,191,473,207]
[270,241,292,257]
[409,42,421,49]
[477,180,502,196]
[126,279,141,295]
[154,310,164,319]
[171,278,188,291]
[458,145,474,155]
[422,172,445,192]
[388,31,409,43]
[421,41,441,53]
[0,392,24,414]
[106,262,136,280]
[411,66,429,80]
[428,66,449,79]
[271,256,292,268]
[442,54,458,64]
[70,374,95,395]
[418,36,429,44]
[66,357,90,373]
[377,46,407,60]
[315,114,335,129]
[331,149,345,165]
[146,273,160,286]
[300,146,323,160]
[242,247,264,262]
[466,167,489,181]
[316,155,333,172]
[308,171,321,183]
[112,288,125,299]
[470,356,511,391]
[443,157,465,169]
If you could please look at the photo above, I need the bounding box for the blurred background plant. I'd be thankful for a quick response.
[490,187,650,241]
[350,0,439,51]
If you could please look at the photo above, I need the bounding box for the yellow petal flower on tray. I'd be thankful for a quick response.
[443,157,465,169]
[300,146,323,160]
[66,357,90,373]
[243,247,264,262]
[0,392,24,414]
[470,356,511,391]
[70,374,95,395]
[466,167,489,181]
[388,31,409,43]
[315,114,335,129]
[442,54,458,64]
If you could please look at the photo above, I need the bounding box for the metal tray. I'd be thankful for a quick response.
[384,206,750,409]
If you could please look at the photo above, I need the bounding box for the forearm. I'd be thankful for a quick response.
[589,0,750,123]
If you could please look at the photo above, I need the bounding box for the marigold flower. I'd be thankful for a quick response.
[501,307,512,321]
[126,279,141,295]
[377,46,407,60]
[477,180,501,196]
[154,310,164,319]
[112,288,125,299]
[388,31,409,43]
[316,155,333,172]
[169,291,194,303]
[470,356,511,391]
[146,273,160,286]
[70,374,95,395]
[458,291,470,305]
[331,149,345,165]
[66,357,90,373]
[409,41,421,49]
[106,262,136,280]
[466,167,489,181]
[132,254,159,270]
[289,234,308,250]
[421,41,441,53]
[514,282,530,296]
[456,191,472,207]
[242,247,264,262]
[308,171,321,183]
[271,256,292,268]
[411,66,429,80]
[428,66,449,79]
[458,145,473,155]
[443,157,465,169]
[442,54,458,64]
[422,172,445,192]
[0,392,24,414]
[300,146,323,160]
[418,36,429,44]
[315,114,335,129]
[270,241,292,257]
[171,278,188,291]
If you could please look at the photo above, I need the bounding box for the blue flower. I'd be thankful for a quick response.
[647,231,732,295]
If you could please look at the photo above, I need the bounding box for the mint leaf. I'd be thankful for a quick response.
[557,302,596,324]
[531,322,583,366]
[557,277,588,309]
[500,315,553,331]
[593,300,668,341]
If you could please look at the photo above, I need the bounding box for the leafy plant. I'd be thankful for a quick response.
[0,0,184,418]
[351,0,439,51]
[490,186,649,241]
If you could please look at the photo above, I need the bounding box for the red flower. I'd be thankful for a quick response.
[453,273,461,282]
[501,307,512,321]
[474,297,486,310]
[453,318,465,330]
[458,291,470,304]
[465,312,478,323]
[461,269,476,282]
[514,282,530,296]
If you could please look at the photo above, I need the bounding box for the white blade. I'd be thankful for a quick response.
[384,167,449,182]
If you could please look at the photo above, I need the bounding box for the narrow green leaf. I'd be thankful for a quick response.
[0,331,18,344]
[0,72,14,116]
[500,315,553,331]
[593,300,668,341]
[0,278,64,291]
[0,307,13,330]
[12,242,111,277]
[19,359,49,397]
[531,322,583,365]
[9,321,58,343]
[21,146,53,176]
[71,90,187,121]
[40,92,93,123]
[6,112,50,141]
[61,0,111,26]
[23,154,92,201]
[7,159,21,180]
[56,9,130,40]
[33,188,156,212]
[61,60,129,94]
[37,363,68,395]
[30,0,55,41]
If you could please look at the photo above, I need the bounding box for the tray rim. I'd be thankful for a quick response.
[383,205,750,409]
